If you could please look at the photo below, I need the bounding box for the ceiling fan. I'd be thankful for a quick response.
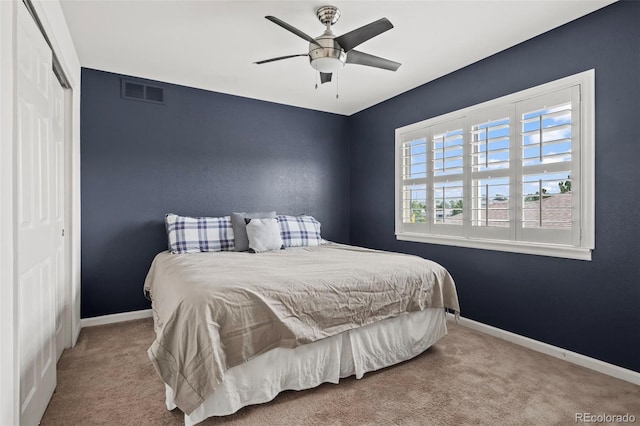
[255,5,401,85]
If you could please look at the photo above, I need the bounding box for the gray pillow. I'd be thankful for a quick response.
[245,218,284,253]
[231,211,276,251]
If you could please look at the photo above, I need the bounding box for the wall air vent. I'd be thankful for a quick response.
[121,79,166,105]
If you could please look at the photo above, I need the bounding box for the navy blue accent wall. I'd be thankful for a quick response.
[348,1,640,372]
[81,69,350,318]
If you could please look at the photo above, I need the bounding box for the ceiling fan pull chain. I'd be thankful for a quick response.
[336,72,339,99]
[315,72,318,90]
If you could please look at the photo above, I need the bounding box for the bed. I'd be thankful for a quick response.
[144,242,459,425]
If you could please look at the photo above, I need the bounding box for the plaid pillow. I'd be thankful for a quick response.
[165,214,235,254]
[276,215,323,247]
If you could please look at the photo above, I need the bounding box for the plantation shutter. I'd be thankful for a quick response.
[516,86,580,246]
[469,105,513,240]
[398,128,429,233]
[430,118,465,236]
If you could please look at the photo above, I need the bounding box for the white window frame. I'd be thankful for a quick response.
[395,70,595,261]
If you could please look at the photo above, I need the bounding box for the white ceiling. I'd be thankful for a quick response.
[59,0,615,116]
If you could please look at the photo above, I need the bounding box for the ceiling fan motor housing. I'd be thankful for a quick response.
[309,31,346,72]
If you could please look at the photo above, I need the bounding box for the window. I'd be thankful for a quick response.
[395,70,594,260]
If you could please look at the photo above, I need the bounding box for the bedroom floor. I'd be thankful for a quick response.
[40,318,638,425]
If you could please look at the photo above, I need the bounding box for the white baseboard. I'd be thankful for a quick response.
[447,313,639,386]
[80,309,153,328]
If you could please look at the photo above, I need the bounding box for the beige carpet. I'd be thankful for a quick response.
[40,318,638,425]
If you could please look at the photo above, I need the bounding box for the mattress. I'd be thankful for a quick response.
[166,307,447,425]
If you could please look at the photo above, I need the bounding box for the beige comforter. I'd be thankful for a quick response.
[144,243,459,414]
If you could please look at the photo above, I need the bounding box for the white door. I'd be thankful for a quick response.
[17,2,58,424]
[52,75,66,362]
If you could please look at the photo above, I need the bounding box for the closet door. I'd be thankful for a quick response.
[16,2,58,424]
[52,76,65,362]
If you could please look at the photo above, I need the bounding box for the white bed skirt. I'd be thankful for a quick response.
[166,308,447,425]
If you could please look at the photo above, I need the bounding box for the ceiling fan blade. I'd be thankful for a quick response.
[320,72,332,84]
[346,50,401,71]
[335,18,394,52]
[265,16,322,47]
[254,53,308,65]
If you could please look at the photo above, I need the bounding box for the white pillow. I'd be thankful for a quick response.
[245,218,284,253]
[231,211,276,252]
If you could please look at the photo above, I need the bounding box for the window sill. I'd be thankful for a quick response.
[396,232,592,261]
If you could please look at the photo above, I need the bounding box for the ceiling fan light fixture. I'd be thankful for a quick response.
[309,42,346,72]
[310,56,344,73]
